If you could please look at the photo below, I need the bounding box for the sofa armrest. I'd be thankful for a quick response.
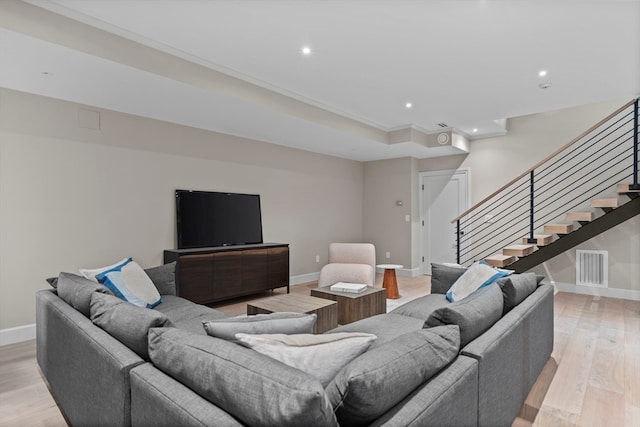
[36,290,144,427]
[460,284,554,427]
[370,355,478,427]
[130,363,243,427]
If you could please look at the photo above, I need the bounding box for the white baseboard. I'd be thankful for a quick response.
[0,323,36,346]
[290,272,320,286]
[552,281,640,301]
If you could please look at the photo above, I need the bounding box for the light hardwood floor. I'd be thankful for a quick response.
[1,274,638,427]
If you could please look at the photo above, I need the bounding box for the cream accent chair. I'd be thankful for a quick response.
[317,243,377,287]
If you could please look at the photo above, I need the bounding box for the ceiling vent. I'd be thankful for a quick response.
[437,122,448,128]
[436,132,450,145]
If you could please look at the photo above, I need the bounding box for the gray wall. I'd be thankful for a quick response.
[363,157,417,268]
[0,88,364,330]
[427,98,634,204]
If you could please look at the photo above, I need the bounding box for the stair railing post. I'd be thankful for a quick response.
[527,170,537,244]
[456,219,461,265]
[630,97,640,190]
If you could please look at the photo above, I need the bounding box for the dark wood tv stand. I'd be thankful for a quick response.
[163,243,289,304]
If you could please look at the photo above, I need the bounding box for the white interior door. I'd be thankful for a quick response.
[421,170,468,274]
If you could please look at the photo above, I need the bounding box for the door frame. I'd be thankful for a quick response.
[418,168,471,275]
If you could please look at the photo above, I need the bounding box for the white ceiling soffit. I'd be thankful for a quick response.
[1,0,639,162]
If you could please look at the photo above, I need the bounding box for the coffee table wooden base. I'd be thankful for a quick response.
[247,293,338,333]
[310,286,386,325]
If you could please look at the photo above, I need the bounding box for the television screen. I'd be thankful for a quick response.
[176,190,263,249]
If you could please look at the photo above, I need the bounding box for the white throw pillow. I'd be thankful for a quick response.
[96,258,162,308]
[446,261,509,302]
[235,332,376,387]
[80,258,129,282]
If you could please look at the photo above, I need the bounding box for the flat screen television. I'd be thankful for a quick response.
[175,190,263,249]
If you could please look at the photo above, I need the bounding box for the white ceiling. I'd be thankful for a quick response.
[1,0,639,161]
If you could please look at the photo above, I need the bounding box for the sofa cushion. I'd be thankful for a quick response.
[202,312,316,341]
[328,313,424,350]
[446,261,509,302]
[56,272,113,317]
[171,314,224,335]
[96,258,162,308]
[495,272,539,314]
[90,293,172,360]
[148,328,338,426]
[325,325,460,427]
[235,332,376,387]
[154,295,227,324]
[425,283,504,347]
[144,262,177,296]
[389,293,450,320]
[430,263,467,294]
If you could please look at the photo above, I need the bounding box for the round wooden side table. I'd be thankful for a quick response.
[376,264,402,299]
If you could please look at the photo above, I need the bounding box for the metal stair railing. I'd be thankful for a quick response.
[453,97,640,266]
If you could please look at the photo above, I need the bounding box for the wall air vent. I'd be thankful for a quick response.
[576,250,608,287]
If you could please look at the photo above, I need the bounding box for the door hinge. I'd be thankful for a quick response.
[422,184,424,190]
[422,256,424,262]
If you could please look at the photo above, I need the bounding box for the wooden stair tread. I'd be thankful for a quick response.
[591,198,618,208]
[617,183,640,193]
[566,212,593,222]
[544,223,574,234]
[503,244,535,257]
[485,254,517,268]
[522,234,554,246]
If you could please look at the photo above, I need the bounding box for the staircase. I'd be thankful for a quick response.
[484,185,640,271]
[453,98,640,272]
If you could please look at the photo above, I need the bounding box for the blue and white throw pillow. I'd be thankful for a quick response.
[96,258,162,308]
[446,260,510,302]
[80,258,129,282]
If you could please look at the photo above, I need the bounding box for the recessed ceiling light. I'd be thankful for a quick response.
[405,102,412,109]
[301,46,311,55]
[538,82,552,90]
[538,70,547,77]
[472,128,478,133]
[41,71,53,76]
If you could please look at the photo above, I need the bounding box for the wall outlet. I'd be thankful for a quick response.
[385,251,391,259]
[405,214,410,222]
[315,255,320,263]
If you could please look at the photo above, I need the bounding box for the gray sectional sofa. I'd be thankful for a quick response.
[36,263,553,427]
